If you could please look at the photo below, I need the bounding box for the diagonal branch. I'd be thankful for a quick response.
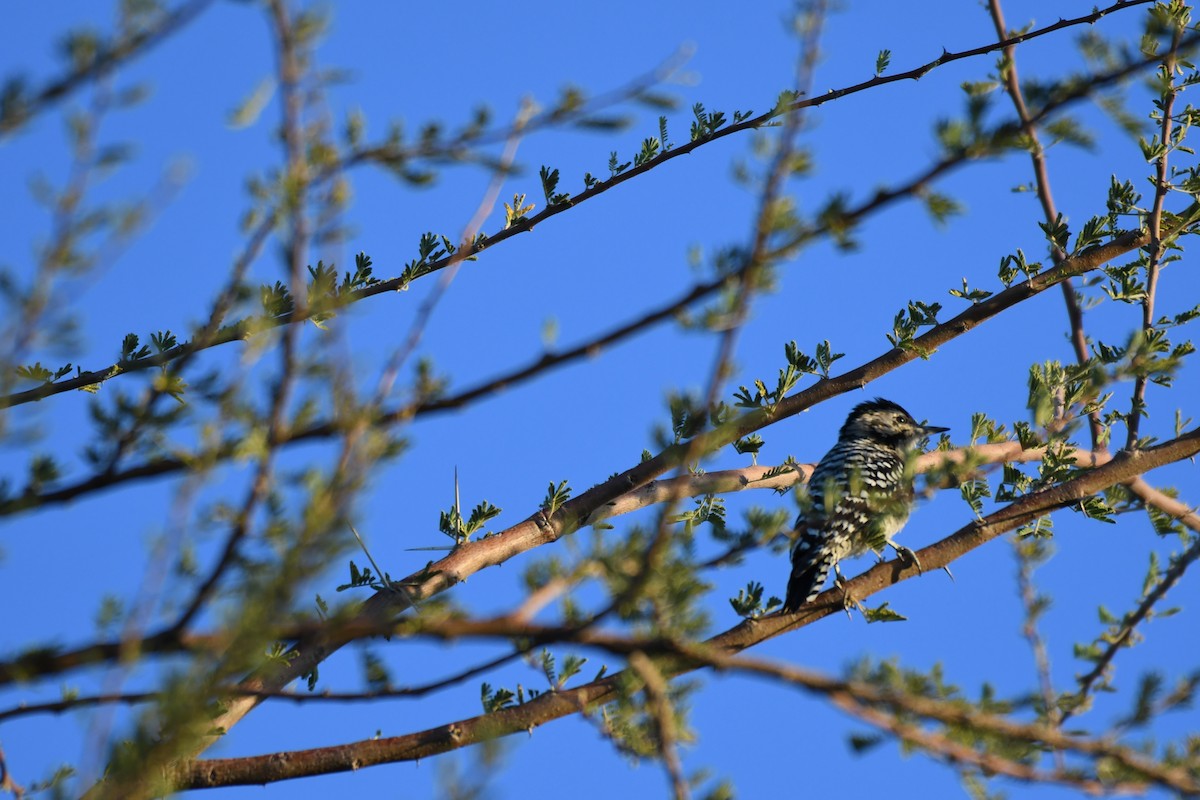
[6,143,1188,521]
[0,0,214,137]
[0,145,964,516]
[0,0,1163,410]
[0,441,1079,688]
[51,221,1195,771]
[1060,512,1200,725]
[168,424,1200,790]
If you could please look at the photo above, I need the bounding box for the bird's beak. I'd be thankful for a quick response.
[922,424,950,435]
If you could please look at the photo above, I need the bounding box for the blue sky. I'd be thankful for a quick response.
[2,1,1199,798]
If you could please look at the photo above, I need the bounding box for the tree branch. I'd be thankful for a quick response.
[167,425,1200,789]
[1126,19,1185,448]
[0,0,214,136]
[987,0,1107,452]
[0,0,1160,409]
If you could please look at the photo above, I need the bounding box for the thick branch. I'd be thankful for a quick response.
[169,426,1200,789]
[48,226,1182,765]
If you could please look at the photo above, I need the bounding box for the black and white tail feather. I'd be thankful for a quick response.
[784,527,837,611]
[781,398,948,613]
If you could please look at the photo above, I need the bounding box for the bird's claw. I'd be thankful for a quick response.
[833,572,864,618]
[893,544,923,575]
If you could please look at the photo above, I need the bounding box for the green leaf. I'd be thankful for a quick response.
[539,165,569,206]
[874,49,891,76]
[465,500,502,536]
[558,654,587,688]
[921,190,962,224]
[849,732,885,753]
[228,77,275,129]
[539,649,557,686]
[503,193,535,228]
[633,136,660,167]
[730,581,774,618]
[948,277,992,304]
[814,339,845,377]
[149,330,177,353]
[1075,495,1117,523]
[607,151,631,176]
[542,480,571,516]
[15,362,54,383]
[481,682,515,713]
[1038,213,1070,252]
[733,435,764,461]
[119,333,150,362]
[959,479,990,518]
[863,602,907,623]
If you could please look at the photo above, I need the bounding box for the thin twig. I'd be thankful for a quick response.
[1011,536,1063,769]
[986,0,1104,451]
[371,99,534,404]
[1126,21,1185,449]
[629,652,690,800]
[1060,525,1200,725]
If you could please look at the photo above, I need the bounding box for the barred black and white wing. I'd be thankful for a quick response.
[782,442,905,612]
[782,490,872,611]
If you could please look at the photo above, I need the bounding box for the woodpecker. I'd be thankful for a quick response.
[783,398,948,613]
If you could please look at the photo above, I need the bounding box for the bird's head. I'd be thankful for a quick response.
[839,397,948,450]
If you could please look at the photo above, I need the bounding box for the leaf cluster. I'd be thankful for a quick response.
[733,340,844,412]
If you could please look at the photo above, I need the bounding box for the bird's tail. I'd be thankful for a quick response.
[783,540,835,613]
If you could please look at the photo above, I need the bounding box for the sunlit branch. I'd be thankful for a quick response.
[1126,22,1186,449]
[0,0,1161,410]
[7,217,1161,646]
[169,427,1200,789]
[0,142,979,516]
[987,0,1105,454]
[0,433,1176,693]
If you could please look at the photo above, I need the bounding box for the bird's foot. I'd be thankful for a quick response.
[833,572,863,618]
[892,543,923,575]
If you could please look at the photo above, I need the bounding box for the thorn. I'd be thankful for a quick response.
[942,565,955,582]
[350,524,422,614]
